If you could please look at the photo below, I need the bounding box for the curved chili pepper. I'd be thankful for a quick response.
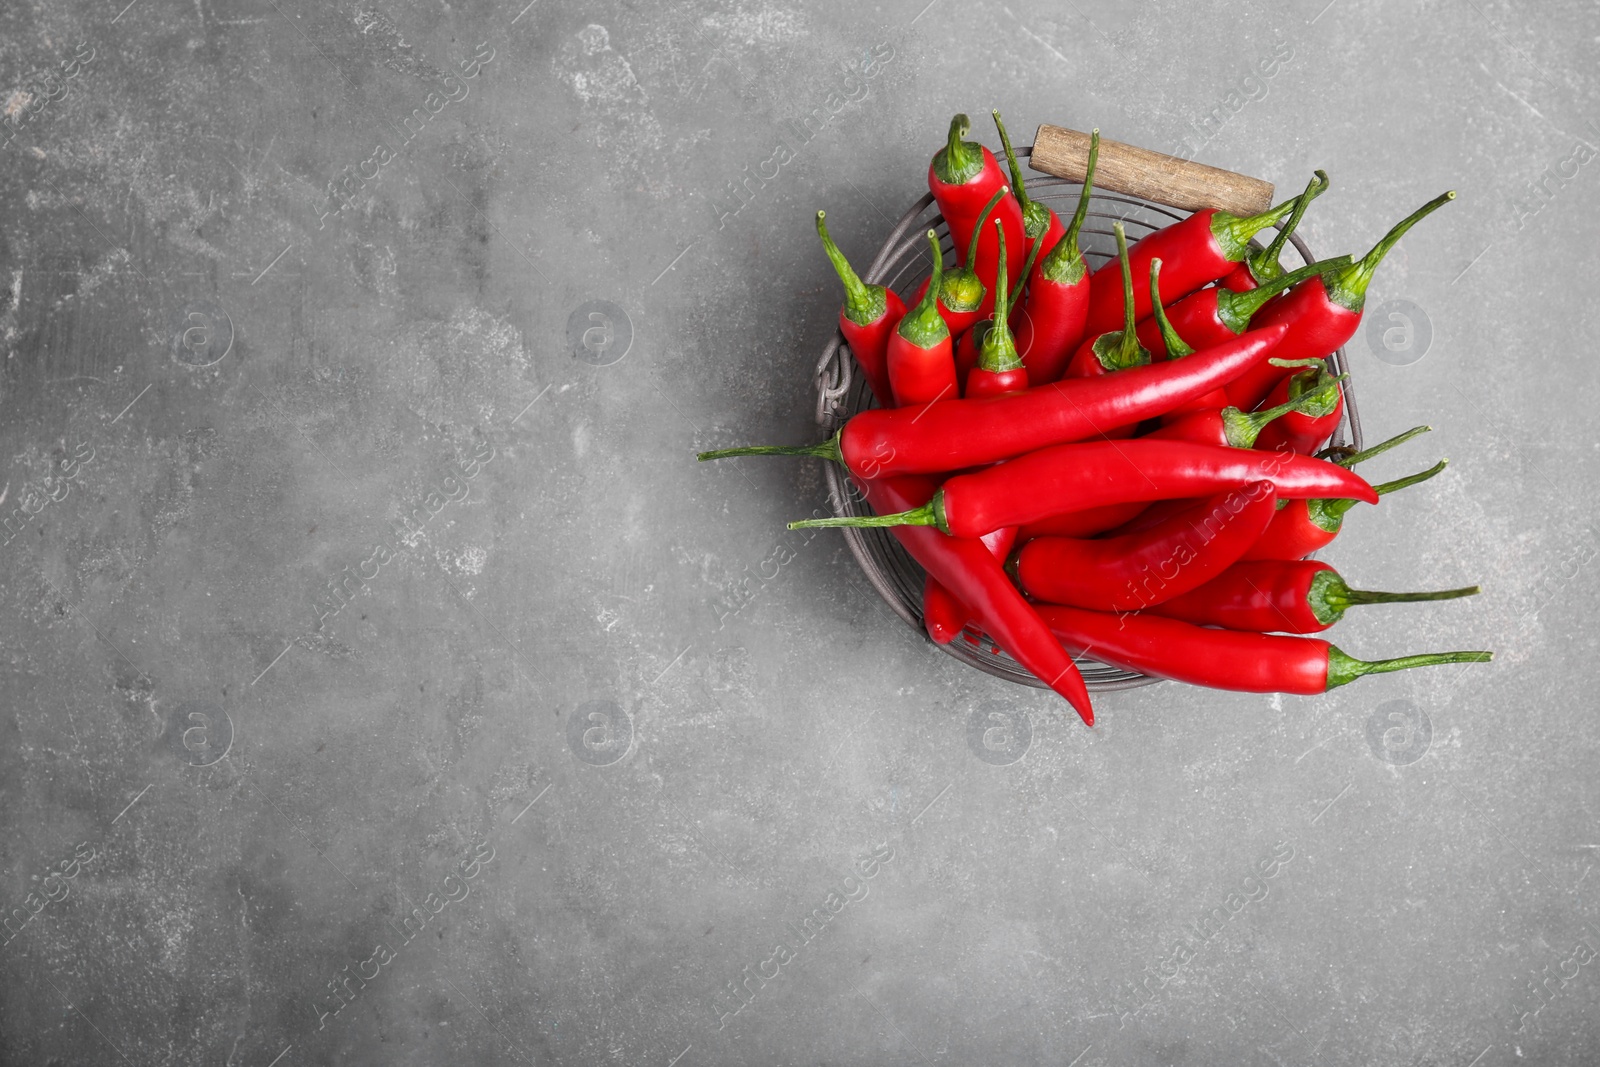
[1065,222,1151,381]
[955,221,1041,392]
[1037,603,1491,694]
[1135,256,1350,361]
[927,114,1027,315]
[858,474,1093,725]
[698,324,1288,477]
[910,187,1007,338]
[1218,171,1329,292]
[1243,457,1446,561]
[886,231,957,407]
[923,524,1017,644]
[992,108,1064,261]
[1252,359,1344,455]
[1014,482,1277,611]
[965,223,1031,399]
[1230,190,1456,409]
[1013,129,1100,386]
[787,439,1378,539]
[1081,186,1314,338]
[816,210,906,407]
[1149,559,1481,634]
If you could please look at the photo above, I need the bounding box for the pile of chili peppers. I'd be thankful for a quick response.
[701,112,1491,726]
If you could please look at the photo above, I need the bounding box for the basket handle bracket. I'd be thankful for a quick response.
[1030,124,1275,216]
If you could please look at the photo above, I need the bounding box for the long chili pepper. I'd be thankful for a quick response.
[1149,559,1481,635]
[1081,185,1315,338]
[1218,171,1329,292]
[1135,256,1350,361]
[928,114,1027,312]
[859,474,1093,725]
[1230,191,1456,409]
[965,222,1031,398]
[1065,222,1150,381]
[698,324,1288,478]
[886,231,957,407]
[1037,604,1491,695]
[992,108,1065,261]
[816,210,906,407]
[955,223,1040,391]
[1014,483,1278,611]
[923,524,1017,644]
[1242,458,1446,561]
[1252,360,1344,455]
[910,186,1007,338]
[1013,129,1100,385]
[786,438,1378,539]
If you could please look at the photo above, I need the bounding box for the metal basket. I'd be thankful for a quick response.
[811,144,1363,691]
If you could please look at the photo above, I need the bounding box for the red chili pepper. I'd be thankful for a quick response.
[1252,359,1345,455]
[1015,501,1150,541]
[1134,256,1349,361]
[927,114,1027,316]
[886,231,957,407]
[1013,129,1100,386]
[787,438,1377,539]
[1081,186,1313,338]
[1217,171,1329,292]
[816,210,906,407]
[1065,222,1151,382]
[1229,190,1456,409]
[923,524,1017,644]
[992,108,1065,261]
[1146,379,1332,450]
[1037,603,1491,694]
[911,186,1008,339]
[964,222,1031,399]
[1243,457,1445,561]
[698,324,1288,477]
[858,474,1093,725]
[1014,482,1277,611]
[1149,559,1481,634]
[955,219,1041,392]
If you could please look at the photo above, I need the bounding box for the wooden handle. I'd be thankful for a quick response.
[1029,124,1275,216]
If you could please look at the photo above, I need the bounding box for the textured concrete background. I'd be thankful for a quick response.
[1,0,1596,1063]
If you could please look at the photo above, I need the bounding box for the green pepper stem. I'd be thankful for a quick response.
[1314,457,1446,530]
[1217,255,1352,334]
[1149,257,1193,357]
[979,221,1024,373]
[1009,228,1042,307]
[1374,457,1448,497]
[1039,129,1099,285]
[939,189,1006,313]
[816,210,887,327]
[1309,569,1479,625]
[1340,585,1482,606]
[993,108,1051,241]
[1211,187,1313,262]
[698,434,843,465]
[1220,377,1344,448]
[1326,424,1432,466]
[1249,170,1329,285]
[1091,222,1151,371]
[1325,645,1492,690]
[788,493,945,533]
[967,186,1007,266]
[932,113,984,186]
[1324,191,1456,312]
[899,231,950,348]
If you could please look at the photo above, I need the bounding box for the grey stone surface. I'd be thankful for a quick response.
[0,0,1596,1063]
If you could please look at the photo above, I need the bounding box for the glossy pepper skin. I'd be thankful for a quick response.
[1065,222,1151,386]
[790,438,1379,540]
[1134,257,1349,360]
[860,474,1093,725]
[964,221,1031,398]
[923,524,1017,644]
[928,115,1027,319]
[698,324,1289,477]
[1015,501,1150,541]
[955,218,1040,394]
[1149,559,1481,634]
[1082,188,1313,338]
[1230,191,1456,409]
[1038,604,1491,694]
[816,210,906,407]
[1218,170,1329,292]
[886,231,957,406]
[1015,483,1277,611]
[1013,129,1100,386]
[1252,360,1344,455]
